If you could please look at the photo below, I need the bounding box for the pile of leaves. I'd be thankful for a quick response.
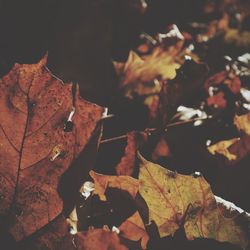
[0,0,250,249]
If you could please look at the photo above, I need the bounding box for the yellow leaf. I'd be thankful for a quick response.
[234,113,250,135]
[208,138,240,160]
[89,170,139,201]
[138,154,249,249]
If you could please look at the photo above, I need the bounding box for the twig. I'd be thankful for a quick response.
[100,116,211,144]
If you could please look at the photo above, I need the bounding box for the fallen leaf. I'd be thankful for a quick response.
[208,138,240,161]
[21,215,72,250]
[224,134,250,165]
[138,154,249,249]
[22,215,128,250]
[89,171,139,201]
[113,49,179,99]
[89,171,149,248]
[75,228,128,250]
[152,137,172,161]
[224,29,250,49]
[207,91,227,108]
[0,56,104,240]
[234,113,250,135]
[119,212,149,249]
[116,131,148,176]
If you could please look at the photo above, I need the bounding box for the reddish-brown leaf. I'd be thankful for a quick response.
[0,56,104,240]
[22,216,128,250]
[119,212,149,249]
[75,228,128,250]
[116,131,148,176]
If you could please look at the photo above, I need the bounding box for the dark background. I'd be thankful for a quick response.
[0,0,206,105]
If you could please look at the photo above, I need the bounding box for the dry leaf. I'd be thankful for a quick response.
[23,216,128,250]
[116,131,148,176]
[208,138,240,161]
[234,113,250,135]
[152,137,172,161]
[138,154,249,249]
[119,212,149,249]
[22,215,72,250]
[89,170,149,248]
[0,56,104,240]
[207,113,250,163]
[89,170,139,201]
[206,91,227,108]
[75,228,128,250]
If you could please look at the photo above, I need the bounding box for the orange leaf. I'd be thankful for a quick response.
[75,228,128,250]
[0,56,104,240]
[119,212,149,249]
[89,170,139,201]
[116,131,148,176]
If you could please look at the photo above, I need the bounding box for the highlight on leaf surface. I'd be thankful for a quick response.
[0,56,104,240]
[137,153,249,249]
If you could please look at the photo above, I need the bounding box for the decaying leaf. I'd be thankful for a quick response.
[116,131,148,176]
[89,170,149,249]
[119,212,149,249]
[22,215,72,250]
[22,215,128,250]
[234,113,250,135]
[137,154,249,249]
[224,29,250,49]
[113,49,179,99]
[0,56,104,240]
[208,138,240,161]
[89,170,139,201]
[207,112,250,163]
[151,136,172,161]
[206,91,227,108]
[74,228,128,250]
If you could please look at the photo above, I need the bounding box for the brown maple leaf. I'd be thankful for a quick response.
[138,154,249,249]
[0,56,104,240]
